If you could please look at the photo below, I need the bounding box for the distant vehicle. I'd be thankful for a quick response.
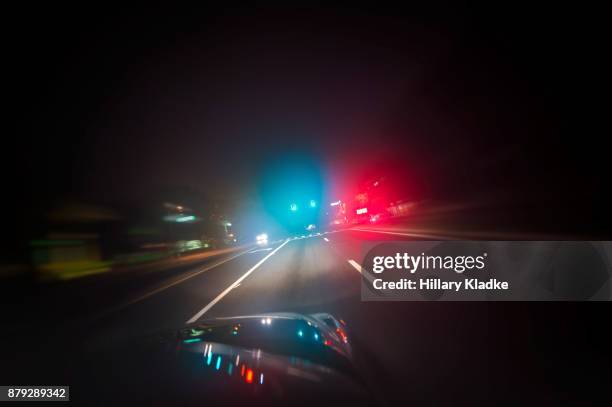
[368,211,389,224]
[256,233,269,246]
[329,217,348,230]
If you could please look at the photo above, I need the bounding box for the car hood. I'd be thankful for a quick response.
[172,313,360,399]
[95,312,373,405]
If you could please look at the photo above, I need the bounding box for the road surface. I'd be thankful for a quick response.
[0,229,607,404]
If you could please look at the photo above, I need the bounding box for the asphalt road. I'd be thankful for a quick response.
[1,229,609,404]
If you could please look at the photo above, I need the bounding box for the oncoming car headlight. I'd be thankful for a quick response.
[256,233,268,245]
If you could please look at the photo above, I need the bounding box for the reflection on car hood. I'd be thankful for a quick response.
[180,312,352,361]
[166,312,368,404]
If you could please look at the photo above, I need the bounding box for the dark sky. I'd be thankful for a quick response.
[3,4,609,241]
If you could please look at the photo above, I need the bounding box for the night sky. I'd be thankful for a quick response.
[3,5,609,256]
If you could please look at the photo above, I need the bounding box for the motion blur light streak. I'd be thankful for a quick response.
[175,215,196,223]
[336,328,349,344]
[215,355,222,370]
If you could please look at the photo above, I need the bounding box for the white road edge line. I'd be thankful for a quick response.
[323,237,329,242]
[123,249,254,305]
[248,247,273,253]
[186,239,291,324]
